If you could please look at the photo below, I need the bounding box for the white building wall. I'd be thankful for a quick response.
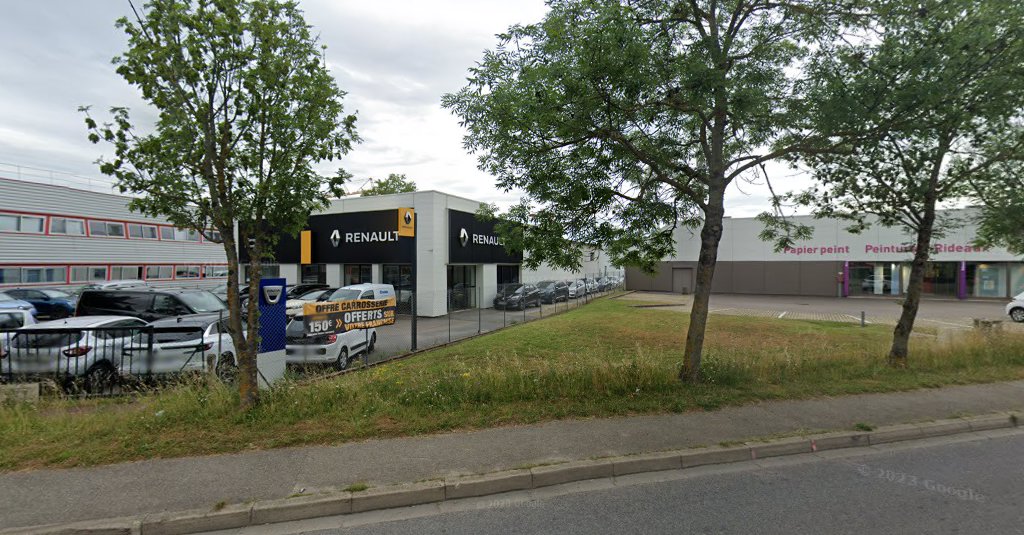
[0,177,227,289]
[668,210,1017,263]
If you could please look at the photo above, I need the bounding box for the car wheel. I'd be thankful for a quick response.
[84,362,117,395]
[334,347,351,371]
[216,352,238,383]
[1011,308,1024,323]
[368,332,377,353]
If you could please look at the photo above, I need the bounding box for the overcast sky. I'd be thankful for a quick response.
[0,0,797,216]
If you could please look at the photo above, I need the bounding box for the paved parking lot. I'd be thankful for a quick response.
[620,291,1021,331]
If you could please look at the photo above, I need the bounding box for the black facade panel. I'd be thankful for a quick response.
[448,210,523,264]
[246,210,414,265]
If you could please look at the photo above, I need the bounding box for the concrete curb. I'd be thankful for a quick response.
[4,412,1018,535]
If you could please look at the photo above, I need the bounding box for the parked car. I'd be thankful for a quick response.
[76,288,227,322]
[0,309,36,361]
[568,279,586,298]
[0,291,38,318]
[210,283,229,302]
[537,280,569,303]
[585,279,598,294]
[284,315,376,371]
[3,288,77,319]
[1007,292,1024,323]
[493,284,541,310]
[2,316,145,393]
[80,280,150,291]
[860,276,892,293]
[285,287,337,317]
[0,309,36,329]
[324,283,396,303]
[288,283,330,299]
[122,314,237,380]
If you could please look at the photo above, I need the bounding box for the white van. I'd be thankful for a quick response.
[323,283,396,303]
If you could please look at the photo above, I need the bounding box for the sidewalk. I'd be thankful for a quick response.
[3,380,1024,530]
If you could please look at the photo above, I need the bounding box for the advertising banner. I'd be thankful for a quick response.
[302,297,397,335]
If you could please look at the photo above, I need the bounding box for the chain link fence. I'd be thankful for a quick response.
[0,273,625,394]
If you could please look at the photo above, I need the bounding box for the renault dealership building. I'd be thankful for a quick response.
[250,190,612,317]
[626,210,1024,300]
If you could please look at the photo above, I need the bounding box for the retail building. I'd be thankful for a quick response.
[625,210,1024,300]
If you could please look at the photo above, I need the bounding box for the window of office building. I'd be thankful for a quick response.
[22,267,66,284]
[88,220,125,237]
[174,228,200,242]
[71,266,108,282]
[111,266,143,280]
[0,214,44,233]
[128,224,158,239]
[50,217,86,235]
[146,265,173,280]
[0,268,21,284]
[175,265,200,279]
[160,226,174,240]
[344,264,372,286]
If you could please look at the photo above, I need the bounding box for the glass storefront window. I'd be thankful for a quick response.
[384,264,413,314]
[1012,265,1024,297]
[446,265,478,310]
[344,264,371,286]
[301,264,326,284]
[967,263,1008,298]
[497,265,519,285]
[848,262,897,296]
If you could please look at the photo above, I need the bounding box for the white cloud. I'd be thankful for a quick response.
[0,0,802,217]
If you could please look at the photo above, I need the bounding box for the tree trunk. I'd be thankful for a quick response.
[888,143,947,367]
[239,247,261,411]
[223,228,260,410]
[680,186,727,383]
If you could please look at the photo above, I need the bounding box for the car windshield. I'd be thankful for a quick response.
[0,312,25,329]
[11,331,82,348]
[297,289,327,300]
[537,281,554,289]
[42,290,72,299]
[0,293,14,302]
[286,318,307,337]
[327,289,362,301]
[177,292,227,313]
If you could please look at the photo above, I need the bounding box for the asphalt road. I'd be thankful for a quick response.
[243,430,1024,535]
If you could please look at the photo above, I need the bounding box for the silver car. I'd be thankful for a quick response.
[3,316,145,393]
[122,314,238,380]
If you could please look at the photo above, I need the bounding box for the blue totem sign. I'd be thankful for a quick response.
[256,277,287,388]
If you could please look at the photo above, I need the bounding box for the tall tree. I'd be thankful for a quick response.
[360,173,416,196]
[971,163,1024,257]
[82,0,358,408]
[444,0,866,382]
[772,0,1024,367]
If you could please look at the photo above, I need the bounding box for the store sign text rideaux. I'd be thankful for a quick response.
[783,243,990,256]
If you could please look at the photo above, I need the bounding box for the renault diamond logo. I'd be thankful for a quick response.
[404,211,413,225]
[459,228,469,247]
[330,229,341,247]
